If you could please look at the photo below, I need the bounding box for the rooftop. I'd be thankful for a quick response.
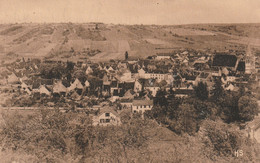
[212,54,237,68]
[133,99,153,106]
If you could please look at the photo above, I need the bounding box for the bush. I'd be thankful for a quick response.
[199,119,259,162]
[0,109,152,162]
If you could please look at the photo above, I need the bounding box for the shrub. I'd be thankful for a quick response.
[0,108,152,162]
[199,119,259,162]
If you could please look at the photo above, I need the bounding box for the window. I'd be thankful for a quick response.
[105,113,110,117]
[106,119,110,123]
[144,105,146,108]
[134,110,137,113]
[100,119,105,123]
[140,106,142,108]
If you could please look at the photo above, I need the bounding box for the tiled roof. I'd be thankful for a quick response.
[98,107,119,117]
[212,54,237,67]
[132,100,153,106]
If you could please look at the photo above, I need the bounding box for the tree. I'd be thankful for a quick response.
[145,105,168,125]
[238,95,258,122]
[171,104,198,135]
[218,92,240,123]
[211,78,224,101]
[200,119,244,158]
[184,97,218,121]
[73,70,86,83]
[40,63,65,79]
[125,51,128,60]
[66,61,74,72]
[154,89,168,107]
[194,82,209,101]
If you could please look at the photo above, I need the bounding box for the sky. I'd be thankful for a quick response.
[0,0,259,25]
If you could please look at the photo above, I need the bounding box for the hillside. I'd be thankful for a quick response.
[0,23,260,63]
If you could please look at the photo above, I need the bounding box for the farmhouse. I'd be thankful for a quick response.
[53,81,67,96]
[92,107,121,126]
[132,99,153,114]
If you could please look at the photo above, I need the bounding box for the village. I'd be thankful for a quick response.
[0,47,259,127]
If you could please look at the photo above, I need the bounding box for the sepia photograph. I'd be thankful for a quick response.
[0,0,260,162]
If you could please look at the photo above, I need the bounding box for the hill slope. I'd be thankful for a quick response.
[0,23,260,62]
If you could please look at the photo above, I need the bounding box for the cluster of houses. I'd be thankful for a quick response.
[0,48,259,126]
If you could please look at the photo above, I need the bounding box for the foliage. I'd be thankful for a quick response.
[211,78,224,101]
[199,119,259,162]
[0,109,151,162]
[171,104,199,135]
[154,89,168,107]
[194,81,209,101]
[40,63,66,79]
[184,97,218,121]
[238,95,258,122]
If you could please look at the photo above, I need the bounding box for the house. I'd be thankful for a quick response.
[122,89,135,100]
[134,80,142,92]
[182,58,189,65]
[132,99,153,114]
[107,66,114,72]
[120,99,134,109]
[119,82,135,92]
[38,85,51,96]
[212,54,238,70]
[110,80,119,95]
[85,66,93,75]
[19,82,32,94]
[117,69,132,82]
[155,53,171,60]
[138,68,146,78]
[89,105,102,111]
[183,74,197,85]
[146,71,168,82]
[92,107,121,126]
[211,68,222,77]
[7,73,20,84]
[69,91,81,101]
[166,74,174,85]
[84,80,90,87]
[195,72,213,88]
[53,81,67,96]
[20,75,30,83]
[67,78,84,94]
[143,79,160,97]
[222,67,229,76]
[118,62,128,69]
[109,89,120,102]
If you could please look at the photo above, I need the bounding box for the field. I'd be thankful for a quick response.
[0,23,260,63]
